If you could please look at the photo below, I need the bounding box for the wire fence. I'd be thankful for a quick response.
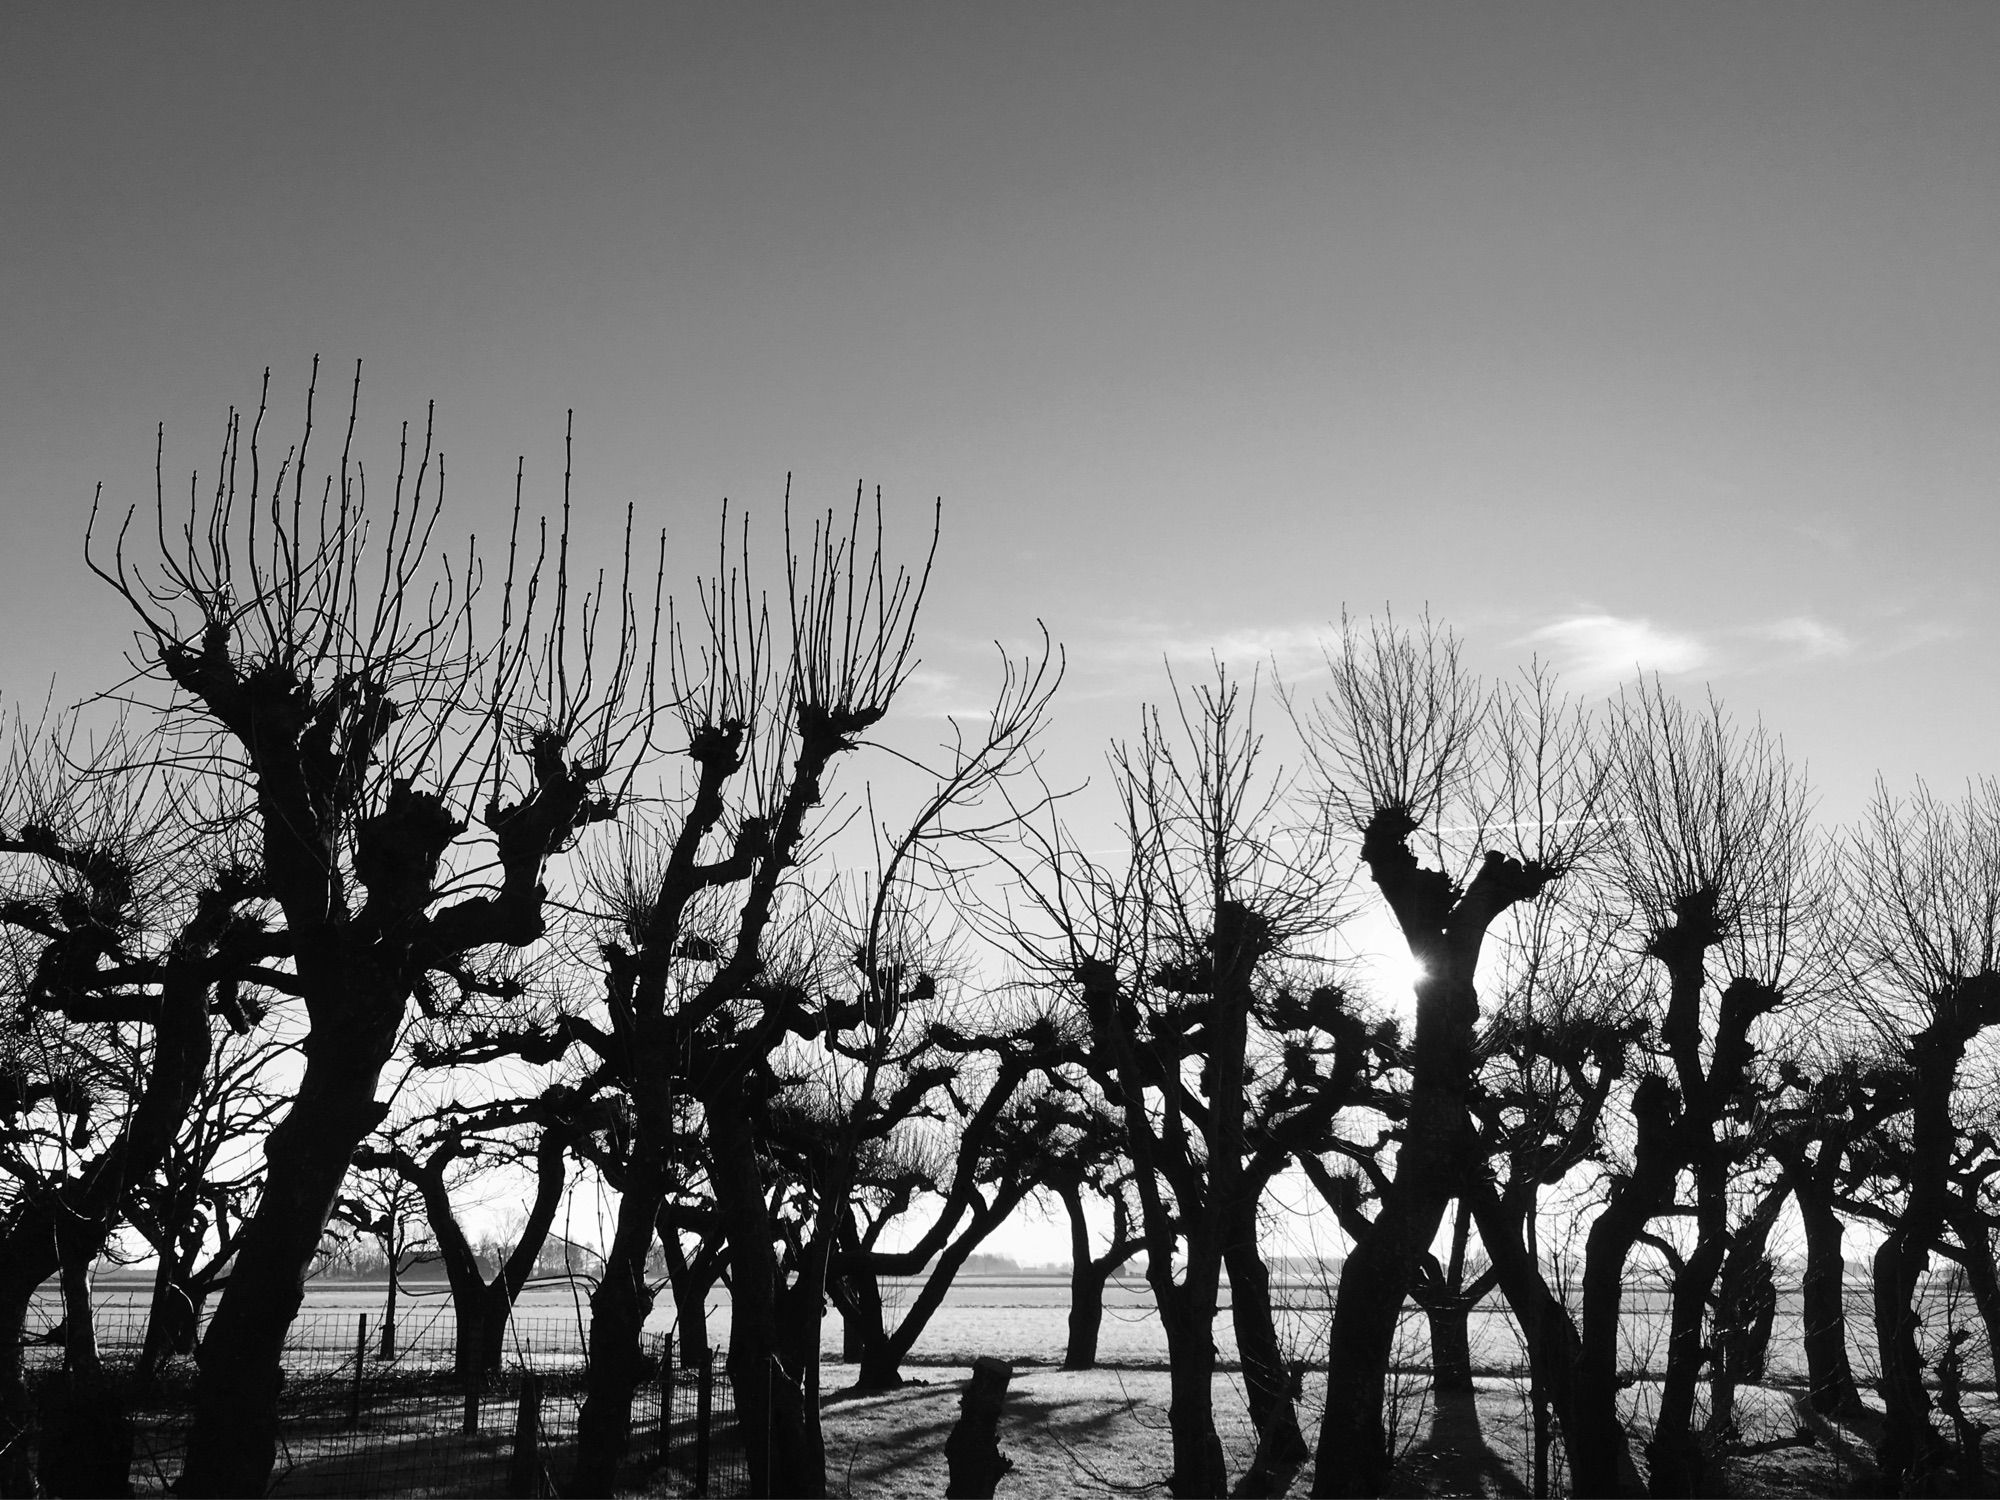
[11,1302,748,1496]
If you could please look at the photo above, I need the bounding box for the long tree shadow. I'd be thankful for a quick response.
[1389,1388,1529,1499]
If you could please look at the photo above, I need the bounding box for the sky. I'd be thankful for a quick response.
[7,3,2000,1262]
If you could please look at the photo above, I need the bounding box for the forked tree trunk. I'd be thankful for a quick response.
[1057,1183,1127,1372]
[847,1186,1035,1393]
[1312,836,1547,1499]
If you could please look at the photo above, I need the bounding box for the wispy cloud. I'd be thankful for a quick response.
[1064,617,1334,697]
[1751,615,1853,662]
[890,666,996,721]
[1524,614,1711,689]
[1519,607,1953,690]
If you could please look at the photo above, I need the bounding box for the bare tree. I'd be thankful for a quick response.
[351,1081,595,1383]
[124,1018,300,1389]
[1845,776,2000,1491]
[1568,681,1825,1499]
[1035,1092,1144,1372]
[0,708,272,1498]
[563,498,1057,1496]
[331,1156,437,1360]
[1002,664,1346,1497]
[1292,621,1603,1498]
[84,364,649,1496]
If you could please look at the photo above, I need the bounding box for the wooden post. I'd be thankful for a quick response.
[510,1371,543,1498]
[657,1332,675,1466]
[945,1356,1014,1499]
[347,1314,368,1429]
[462,1378,481,1436]
[694,1345,714,1497]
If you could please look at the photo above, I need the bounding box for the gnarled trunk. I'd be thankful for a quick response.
[177,1014,399,1497]
[1313,977,1476,1497]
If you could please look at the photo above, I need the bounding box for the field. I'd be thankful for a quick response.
[61,1267,1937,1380]
[37,1271,1991,1495]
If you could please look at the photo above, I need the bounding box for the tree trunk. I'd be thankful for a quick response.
[1791,1175,1864,1417]
[1873,1033,1964,1495]
[851,1189,1034,1393]
[42,1229,134,1500]
[380,1257,399,1360]
[665,1253,715,1372]
[136,1259,198,1389]
[1942,1202,2000,1392]
[1466,1180,1606,1490]
[1647,1151,1730,1500]
[1226,1198,1308,1497]
[709,1087,823,1498]
[1645,1238,1725,1498]
[570,1158,664,1496]
[1064,1263,1107,1372]
[1313,1029,1467,1498]
[177,1021,397,1498]
[0,1282,32,1500]
[1571,1073,1681,1500]
[1424,1298,1474,1396]
[1057,1184,1118,1372]
[1160,1284,1228,1498]
[833,1256,888,1377]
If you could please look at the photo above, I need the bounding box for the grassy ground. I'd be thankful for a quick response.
[817,1363,1891,1498]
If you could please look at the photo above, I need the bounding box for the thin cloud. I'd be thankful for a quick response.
[1522,608,1936,690]
[1524,614,1711,689]
[1752,616,1853,662]
[1066,617,1333,696]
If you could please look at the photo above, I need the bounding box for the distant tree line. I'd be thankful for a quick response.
[4,366,1998,1498]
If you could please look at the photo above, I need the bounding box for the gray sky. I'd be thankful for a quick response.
[12,7,2000,1270]
[8,4,1998,829]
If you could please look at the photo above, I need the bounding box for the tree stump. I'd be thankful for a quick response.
[944,1357,1014,1499]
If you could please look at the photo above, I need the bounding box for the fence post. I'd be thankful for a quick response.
[462,1375,481,1436]
[510,1371,543,1498]
[656,1331,675,1467]
[694,1345,713,1498]
[347,1313,368,1429]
